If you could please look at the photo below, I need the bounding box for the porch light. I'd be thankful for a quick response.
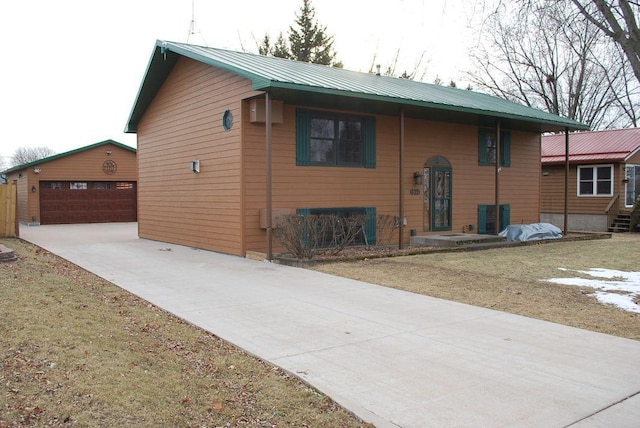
[33,167,41,174]
[31,185,36,193]
[413,172,423,186]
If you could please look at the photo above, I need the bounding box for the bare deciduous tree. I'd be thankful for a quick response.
[469,1,638,128]
[11,146,56,166]
[367,49,429,81]
[569,0,640,84]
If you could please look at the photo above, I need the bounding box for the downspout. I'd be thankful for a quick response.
[399,107,405,249]
[495,120,501,234]
[266,92,273,261]
[564,127,569,235]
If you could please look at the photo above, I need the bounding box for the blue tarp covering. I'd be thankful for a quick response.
[499,223,563,242]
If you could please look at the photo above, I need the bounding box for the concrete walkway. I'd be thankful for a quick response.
[19,223,640,427]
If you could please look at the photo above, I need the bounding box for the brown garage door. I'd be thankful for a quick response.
[39,181,137,225]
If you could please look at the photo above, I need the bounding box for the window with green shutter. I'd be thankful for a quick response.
[478,129,511,167]
[296,109,376,168]
[296,207,376,245]
[478,204,510,234]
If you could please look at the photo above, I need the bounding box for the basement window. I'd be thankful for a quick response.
[478,204,511,234]
[297,207,377,246]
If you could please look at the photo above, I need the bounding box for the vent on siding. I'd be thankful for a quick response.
[250,99,284,123]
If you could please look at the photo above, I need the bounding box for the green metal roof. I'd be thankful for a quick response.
[125,40,589,133]
[2,139,135,174]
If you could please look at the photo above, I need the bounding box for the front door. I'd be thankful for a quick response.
[423,163,452,232]
[432,167,452,231]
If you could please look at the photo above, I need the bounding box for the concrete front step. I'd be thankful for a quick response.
[410,233,506,247]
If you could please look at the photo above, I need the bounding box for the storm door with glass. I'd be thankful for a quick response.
[626,165,640,207]
[422,156,452,232]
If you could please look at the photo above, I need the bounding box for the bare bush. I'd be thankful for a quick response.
[274,213,369,259]
[376,214,399,246]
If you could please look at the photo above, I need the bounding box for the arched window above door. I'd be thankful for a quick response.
[425,155,451,168]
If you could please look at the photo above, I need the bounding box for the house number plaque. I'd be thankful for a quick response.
[410,189,420,196]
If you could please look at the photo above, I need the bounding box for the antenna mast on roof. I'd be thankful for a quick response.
[186,0,208,46]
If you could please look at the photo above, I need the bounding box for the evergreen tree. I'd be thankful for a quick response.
[288,0,336,65]
[257,0,340,66]
[258,34,272,56]
[272,33,290,59]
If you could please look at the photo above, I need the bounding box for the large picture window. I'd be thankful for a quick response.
[478,129,511,167]
[578,165,613,196]
[296,109,376,168]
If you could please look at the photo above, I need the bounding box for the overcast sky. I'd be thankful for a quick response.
[0,0,483,166]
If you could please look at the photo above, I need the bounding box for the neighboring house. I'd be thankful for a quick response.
[3,140,137,225]
[125,40,587,258]
[541,128,640,232]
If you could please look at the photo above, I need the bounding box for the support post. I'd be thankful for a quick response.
[495,120,501,235]
[564,128,569,235]
[399,108,405,249]
[266,93,273,261]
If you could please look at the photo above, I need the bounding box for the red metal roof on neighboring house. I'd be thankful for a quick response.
[541,128,640,164]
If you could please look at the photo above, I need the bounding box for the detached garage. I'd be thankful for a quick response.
[3,140,137,225]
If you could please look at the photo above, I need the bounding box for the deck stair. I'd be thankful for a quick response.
[608,213,631,233]
[410,233,506,248]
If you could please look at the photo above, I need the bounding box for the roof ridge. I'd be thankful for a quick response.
[125,40,590,133]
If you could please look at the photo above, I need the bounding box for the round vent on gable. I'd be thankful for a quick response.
[222,110,233,131]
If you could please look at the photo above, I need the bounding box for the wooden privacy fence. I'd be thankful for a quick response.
[0,182,18,238]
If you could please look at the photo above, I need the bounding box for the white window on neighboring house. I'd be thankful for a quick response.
[577,165,613,196]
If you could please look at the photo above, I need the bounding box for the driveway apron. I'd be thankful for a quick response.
[19,223,640,427]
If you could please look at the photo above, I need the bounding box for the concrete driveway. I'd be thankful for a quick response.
[19,223,640,427]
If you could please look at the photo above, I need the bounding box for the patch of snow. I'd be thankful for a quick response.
[544,268,640,313]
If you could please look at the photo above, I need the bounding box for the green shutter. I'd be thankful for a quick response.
[364,207,377,245]
[478,205,487,234]
[500,204,511,230]
[363,116,376,168]
[296,109,311,166]
[500,131,511,167]
[478,129,488,165]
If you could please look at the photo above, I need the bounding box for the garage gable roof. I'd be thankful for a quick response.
[2,140,135,174]
[542,128,640,164]
[125,40,589,134]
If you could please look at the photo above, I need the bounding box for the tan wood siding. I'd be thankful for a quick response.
[7,173,28,223]
[243,105,542,253]
[137,57,260,256]
[542,162,624,215]
[628,151,640,165]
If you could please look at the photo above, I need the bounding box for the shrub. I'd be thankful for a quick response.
[274,213,368,259]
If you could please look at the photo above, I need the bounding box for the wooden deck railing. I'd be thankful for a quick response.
[605,193,620,229]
